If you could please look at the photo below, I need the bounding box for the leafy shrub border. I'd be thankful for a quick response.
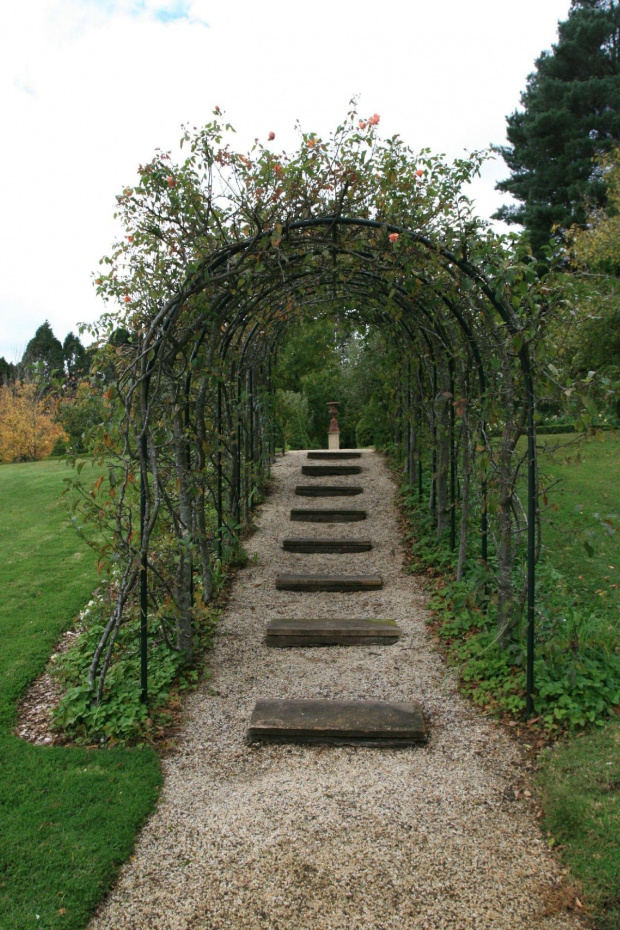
[397,482,620,733]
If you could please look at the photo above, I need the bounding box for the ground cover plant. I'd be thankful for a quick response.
[395,433,620,926]
[0,459,161,930]
[397,434,620,730]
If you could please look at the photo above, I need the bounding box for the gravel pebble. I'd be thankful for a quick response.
[89,451,584,930]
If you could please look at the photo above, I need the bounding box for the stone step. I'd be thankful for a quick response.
[302,465,363,477]
[290,508,367,523]
[307,451,362,460]
[248,699,426,746]
[282,538,372,553]
[275,573,383,592]
[295,485,363,497]
[265,618,400,647]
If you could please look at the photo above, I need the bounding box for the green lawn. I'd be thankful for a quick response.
[537,721,620,929]
[0,460,161,930]
[539,431,620,614]
[2,446,617,927]
[537,433,620,928]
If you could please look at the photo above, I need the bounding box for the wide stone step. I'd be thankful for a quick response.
[302,465,362,477]
[295,485,363,497]
[275,573,383,592]
[307,451,362,460]
[265,618,400,647]
[248,699,426,746]
[290,508,366,523]
[282,538,372,553]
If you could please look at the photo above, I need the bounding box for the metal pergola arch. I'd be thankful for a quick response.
[109,212,538,716]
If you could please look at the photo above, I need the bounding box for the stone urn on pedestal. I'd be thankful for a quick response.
[327,401,340,450]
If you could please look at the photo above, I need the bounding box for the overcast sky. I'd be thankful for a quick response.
[0,0,572,361]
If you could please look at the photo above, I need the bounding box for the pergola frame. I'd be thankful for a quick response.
[86,118,548,720]
[109,214,540,715]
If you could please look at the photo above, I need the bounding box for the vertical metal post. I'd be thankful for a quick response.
[268,358,275,463]
[481,468,488,564]
[417,404,423,502]
[256,367,264,483]
[236,373,242,524]
[404,361,411,476]
[216,378,223,561]
[525,375,536,717]
[449,369,456,552]
[248,368,255,510]
[139,432,148,703]
[184,393,194,607]
[431,368,437,515]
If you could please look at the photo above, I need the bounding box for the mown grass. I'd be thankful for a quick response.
[536,433,620,928]
[537,721,620,929]
[0,460,161,930]
[538,431,620,614]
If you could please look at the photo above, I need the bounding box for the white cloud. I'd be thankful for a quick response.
[0,0,572,359]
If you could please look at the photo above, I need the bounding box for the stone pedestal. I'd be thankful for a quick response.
[327,400,340,451]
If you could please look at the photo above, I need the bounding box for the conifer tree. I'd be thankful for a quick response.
[0,357,15,384]
[62,331,88,382]
[495,0,620,256]
[21,321,64,379]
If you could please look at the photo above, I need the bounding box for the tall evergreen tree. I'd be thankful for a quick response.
[494,0,620,257]
[62,331,88,382]
[21,321,64,379]
[0,357,15,384]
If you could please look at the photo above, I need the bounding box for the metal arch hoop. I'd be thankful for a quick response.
[136,213,538,716]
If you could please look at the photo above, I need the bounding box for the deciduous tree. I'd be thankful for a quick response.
[565,145,620,412]
[0,381,66,462]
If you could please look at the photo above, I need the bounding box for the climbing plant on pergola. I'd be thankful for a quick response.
[83,107,553,716]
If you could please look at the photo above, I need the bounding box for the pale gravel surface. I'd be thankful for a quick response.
[89,451,583,930]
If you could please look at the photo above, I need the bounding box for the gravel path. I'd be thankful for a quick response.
[90,451,583,930]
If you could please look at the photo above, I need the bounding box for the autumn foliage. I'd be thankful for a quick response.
[0,381,66,463]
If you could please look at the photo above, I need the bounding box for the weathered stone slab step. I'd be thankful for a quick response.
[307,451,362,460]
[290,508,367,523]
[282,538,372,553]
[302,465,362,477]
[275,573,383,592]
[265,618,400,646]
[248,699,426,746]
[295,485,363,497]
